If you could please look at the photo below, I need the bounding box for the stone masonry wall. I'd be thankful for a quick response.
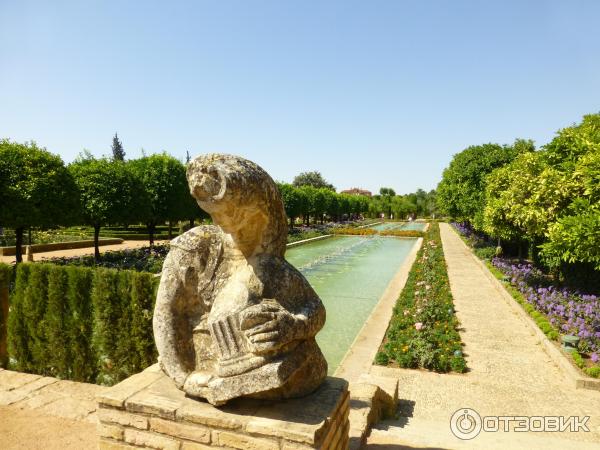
[97,365,349,450]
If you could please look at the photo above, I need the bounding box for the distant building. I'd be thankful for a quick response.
[340,187,372,197]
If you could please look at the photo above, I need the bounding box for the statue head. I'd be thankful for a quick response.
[187,154,288,258]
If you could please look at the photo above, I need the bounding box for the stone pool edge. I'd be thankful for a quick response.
[333,237,424,382]
[286,234,333,248]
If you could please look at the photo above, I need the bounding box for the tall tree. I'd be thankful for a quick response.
[293,171,335,191]
[69,156,147,260]
[112,133,125,161]
[437,140,533,229]
[277,183,303,228]
[0,140,80,262]
[128,154,190,245]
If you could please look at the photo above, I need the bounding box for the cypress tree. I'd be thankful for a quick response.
[66,266,95,382]
[45,265,70,377]
[111,133,125,161]
[24,264,50,374]
[8,264,31,371]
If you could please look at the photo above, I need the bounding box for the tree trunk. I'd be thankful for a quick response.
[148,223,155,247]
[15,227,24,263]
[28,227,32,245]
[94,224,101,262]
[189,218,194,228]
[168,221,173,239]
[289,216,294,229]
[518,240,523,260]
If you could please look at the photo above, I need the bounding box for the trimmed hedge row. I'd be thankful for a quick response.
[7,263,157,385]
[0,264,12,367]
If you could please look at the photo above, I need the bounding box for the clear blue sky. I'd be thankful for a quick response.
[1,1,599,194]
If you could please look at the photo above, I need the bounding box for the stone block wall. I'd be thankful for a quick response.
[97,365,349,450]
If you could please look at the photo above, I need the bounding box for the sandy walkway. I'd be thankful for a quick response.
[366,222,600,449]
[0,406,97,449]
[0,239,169,264]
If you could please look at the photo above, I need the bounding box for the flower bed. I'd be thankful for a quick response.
[375,223,466,373]
[47,245,169,273]
[379,229,424,238]
[491,258,600,377]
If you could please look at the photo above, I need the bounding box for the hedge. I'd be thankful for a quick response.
[0,263,12,367]
[7,263,157,385]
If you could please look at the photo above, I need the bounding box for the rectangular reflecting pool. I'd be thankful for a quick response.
[285,235,418,373]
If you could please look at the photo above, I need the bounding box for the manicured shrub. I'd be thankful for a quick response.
[7,263,158,384]
[379,230,424,238]
[45,265,71,377]
[7,264,31,371]
[23,264,50,374]
[586,366,600,378]
[0,263,13,368]
[66,265,94,381]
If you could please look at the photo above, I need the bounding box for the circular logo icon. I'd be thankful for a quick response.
[450,408,482,440]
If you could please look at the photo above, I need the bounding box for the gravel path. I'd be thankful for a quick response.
[366,222,600,449]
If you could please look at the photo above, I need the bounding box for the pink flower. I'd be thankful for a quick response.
[415,322,423,331]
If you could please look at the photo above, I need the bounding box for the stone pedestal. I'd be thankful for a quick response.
[96,365,349,450]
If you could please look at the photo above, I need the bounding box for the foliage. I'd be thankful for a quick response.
[379,229,425,238]
[69,156,148,259]
[451,113,600,285]
[7,263,157,384]
[292,171,335,191]
[128,154,192,244]
[376,223,466,373]
[491,257,599,355]
[0,140,80,261]
[437,140,533,229]
[0,263,12,368]
[111,133,125,161]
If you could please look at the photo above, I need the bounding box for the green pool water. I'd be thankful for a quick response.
[370,221,427,231]
[285,235,417,373]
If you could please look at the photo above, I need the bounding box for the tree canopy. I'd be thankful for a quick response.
[111,133,125,161]
[128,153,191,244]
[0,140,80,262]
[69,156,147,259]
[437,140,534,229]
[292,171,335,191]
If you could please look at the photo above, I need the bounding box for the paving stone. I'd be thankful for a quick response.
[0,370,42,391]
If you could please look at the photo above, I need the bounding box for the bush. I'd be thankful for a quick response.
[7,263,158,384]
[0,263,12,368]
[376,223,466,373]
[380,230,425,238]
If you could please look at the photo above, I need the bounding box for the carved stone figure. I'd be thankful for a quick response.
[153,154,327,405]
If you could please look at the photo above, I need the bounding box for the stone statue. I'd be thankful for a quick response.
[153,154,327,406]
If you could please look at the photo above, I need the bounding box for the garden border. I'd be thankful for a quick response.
[0,238,124,256]
[449,226,600,392]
